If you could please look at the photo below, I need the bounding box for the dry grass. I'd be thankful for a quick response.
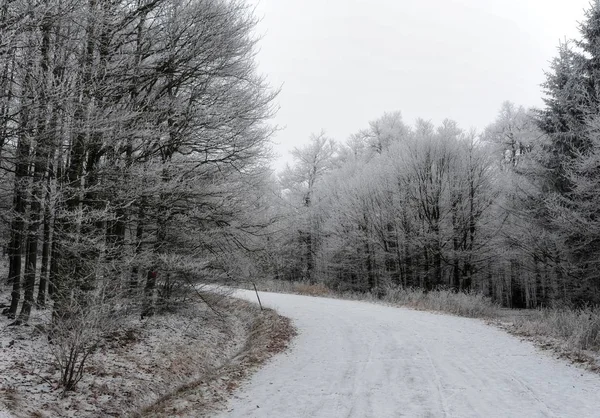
[0,291,296,418]
[486,307,600,371]
[139,307,296,417]
[0,388,21,413]
[380,287,499,318]
[250,279,332,297]
[292,283,331,297]
[509,308,600,352]
[248,279,498,318]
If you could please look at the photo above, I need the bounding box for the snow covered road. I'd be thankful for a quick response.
[217,290,600,418]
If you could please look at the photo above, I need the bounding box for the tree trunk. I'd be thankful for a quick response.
[20,145,48,322]
[142,217,164,318]
[37,186,52,308]
[142,190,167,318]
[305,230,314,283]
[48,226,59,299]
[453,242,460,291]
[53,0,96,320]
[18,13,52,324]
[6,76,32,318]
[130,202,145,294]
[0,0,16,159]
[366,242,376,292]
[6,184,25,319]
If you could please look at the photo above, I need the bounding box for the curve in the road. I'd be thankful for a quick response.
[217,290,600,418]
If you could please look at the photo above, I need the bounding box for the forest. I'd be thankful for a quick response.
[0,0,277,325]
[1,0,600,410]
[273,6,600,310]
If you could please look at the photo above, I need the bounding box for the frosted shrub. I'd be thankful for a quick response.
[252,279,331,296]
[382,287,498,318]
[514,307,600,351]
[250,280,498,318]
[50,288,124,394]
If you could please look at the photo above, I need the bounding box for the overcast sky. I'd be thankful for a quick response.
[249,0,591,170]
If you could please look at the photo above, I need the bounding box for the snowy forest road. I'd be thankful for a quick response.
[217,290,600,418]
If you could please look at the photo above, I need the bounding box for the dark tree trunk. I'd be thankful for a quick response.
[19,168,44,323]
[6,185,25,319]
[366,243,376,292]
[37,191,52,308]
[422,243,429,290]
[53,0,96,321]
[453,245,460,291]
[432,221,442,288]
[305,231,314,283]
[6,77,33,318]
[510,260,526,309]
[130,202,145,294]
[463,175,476,291]
[37,156,55,307]
[18,12,53,324]
[142,197,167,318]
[0,0,16,159]
[384,223,399,285]
[433,247,442,288]
[48,226,59,299]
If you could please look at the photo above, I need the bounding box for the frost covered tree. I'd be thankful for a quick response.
[275,116,499,296]
[529,1,600,304]
[482,102,538,167]
[279,132,337,283]
[0,0,277,328]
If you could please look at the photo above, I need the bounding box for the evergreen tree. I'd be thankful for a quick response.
[534,1,600,303]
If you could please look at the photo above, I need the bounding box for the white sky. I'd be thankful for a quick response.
[249,0,591,170]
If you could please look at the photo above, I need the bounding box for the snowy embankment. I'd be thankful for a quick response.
[0,294,294,418]
[218,290,600,418]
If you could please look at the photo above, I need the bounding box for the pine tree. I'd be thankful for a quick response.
[534,1,600,303]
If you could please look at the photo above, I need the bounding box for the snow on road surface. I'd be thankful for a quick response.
[217,290,600,418]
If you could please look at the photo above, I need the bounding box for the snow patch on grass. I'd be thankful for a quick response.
[139,307,296,417]
[0,290,289,417]
[380,287,499,318]
[498,307,600,370]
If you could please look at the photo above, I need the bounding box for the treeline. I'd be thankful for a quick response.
[4,0,600,339]
[270,3,600,308]
[0,0,275,326]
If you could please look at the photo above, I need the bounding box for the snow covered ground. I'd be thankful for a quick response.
[218,290,600,418]
[0,295,255,417]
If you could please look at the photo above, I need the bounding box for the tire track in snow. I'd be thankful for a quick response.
[418,335,450,418]
[215,291,600,418]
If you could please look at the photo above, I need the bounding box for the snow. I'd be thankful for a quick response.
[218,290,600,418]
[0,295,255,417]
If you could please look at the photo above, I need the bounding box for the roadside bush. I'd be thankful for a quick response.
[293,283,331,296]
[513,307,600,352]
[249,279,498,318]
[382,287,499,318]
[50,288,124,394]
